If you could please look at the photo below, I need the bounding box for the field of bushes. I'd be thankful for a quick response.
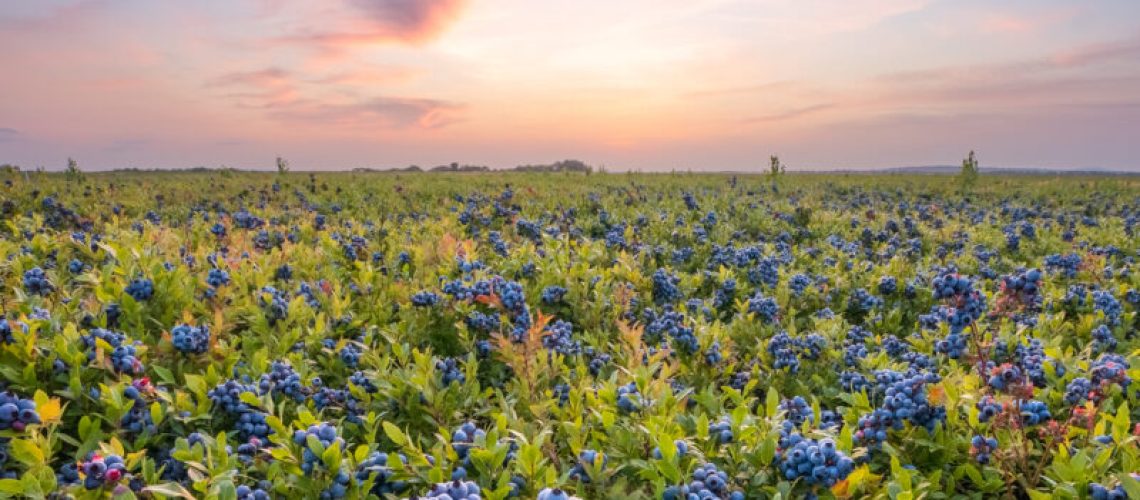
[3,170,1140,499]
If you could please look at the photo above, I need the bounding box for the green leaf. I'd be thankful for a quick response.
[758,434,777,465]
[238,392,261,408]
[0,479,23,494]
[766,387,779,418]
[211,480,237,500]
[306,434,325,456]
[322,441,342,472]
[143,482,197,499]
[152,366,176,385]
[10,439,44,466]
[382,421,408,447]
[1120,473,1140,499]
[151,402,164,427]
[1113,402,1131,442]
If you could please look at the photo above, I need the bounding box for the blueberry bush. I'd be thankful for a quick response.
[1,170,1140,499]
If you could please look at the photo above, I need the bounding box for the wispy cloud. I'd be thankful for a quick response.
[208,67,292,88]
[682,81,798,99]
[741,103,835,123]
[979,7,1079,35]
[1050,34,1140,67]
[267,96,464,130]
[205,64,457,129]
[0,128,18,142]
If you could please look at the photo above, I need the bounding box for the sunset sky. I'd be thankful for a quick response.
[2,0,1139,171]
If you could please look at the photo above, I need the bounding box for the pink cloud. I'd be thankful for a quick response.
[979,7,1081,36]
[1050,35,1140,67]
[266,96,465,130]
[275,0,467,62]
[350,0,467,43]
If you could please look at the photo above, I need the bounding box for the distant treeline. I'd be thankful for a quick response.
[354,159,593,174]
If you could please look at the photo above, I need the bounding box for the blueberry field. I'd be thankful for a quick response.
[5,170,1140,499]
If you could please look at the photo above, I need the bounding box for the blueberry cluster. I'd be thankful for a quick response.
[236,484,271,500]
[541,285,567,304]
[79,453,129,490]
[542,320,580,356]
[81,328,145,374]
[1063,377,1093,406]
[976,395,1004,423]
[1019,400,1051,426]
[171,323,210,354]
[652,268,682,305]
[932,273,988,333]
[703,341,723,365]
[23,267,52,295]
[412,291,442,307]
[788,274,812,296]
[0,391,40,432]
[1044,253,1082,278]
[986,363,1025,392]
[259,360,309,401]
[339,343,362,368]
[970,435,999,464]
[855,370,944,446]
[206,268,231,288]
[779,396,814,427]
[0,318,14,345]
[663,462,743,500]
[712,279,736,310]
[568,449,606,483]
[536,488,573,500]
[642,306,695,351]
[747,293,780,324]
[125,277,154,301]
[348,371,377,393]
[1000,268,1042,310]
[1089,482,1127,500]
[585,348,611,376]
[319,470,351,499]
[846,288,883,316]
[1004,339,1063,387]
[748,259,779,289]
[436,357,466,386]
[465,312,500,333]
[235,411,272,441]
[843,342,868,367]
[777,436,854,487]
[293,423,345,474]
[1091,354,1130,389]
[355,451,408,496]
[120,384,155,435]
[419,479,481,499]
[451,421,485,476]
[878,276,897,295]
[1092,290,1123,326]
[616,382,641,413]
[708,418,734,444]
[1091,325,1118,353]
[840,371,870,393]
[208,380,259,415]
[766,330,802,373]
[260,286,290,324]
